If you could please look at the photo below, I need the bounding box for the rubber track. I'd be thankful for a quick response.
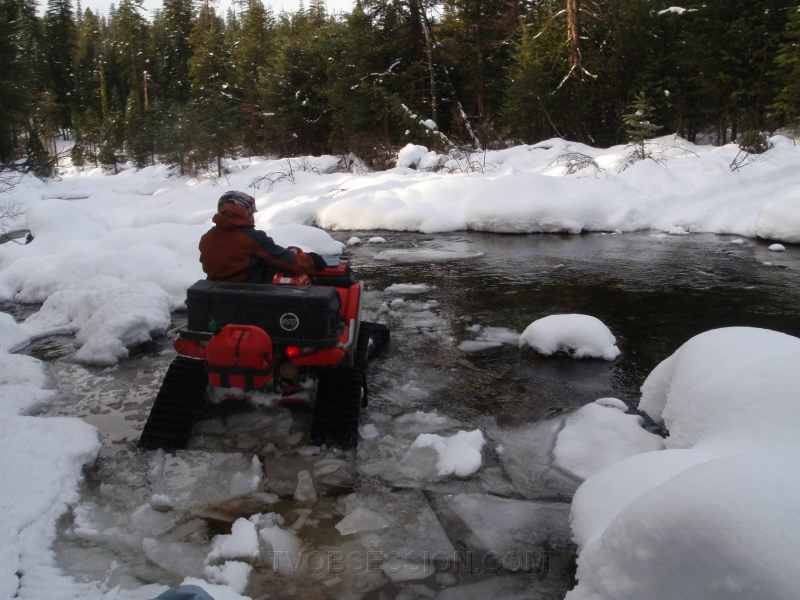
[310,322,389,449]
[138,357,208,450]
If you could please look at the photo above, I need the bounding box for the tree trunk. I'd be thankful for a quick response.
[566,0,582,79]
[421,9,437,122]
[475,0,484,120]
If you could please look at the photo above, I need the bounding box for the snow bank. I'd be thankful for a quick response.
[24,277,172,364]
[0,416,100,599]
[520,314,620,360]
[567,327,800,600]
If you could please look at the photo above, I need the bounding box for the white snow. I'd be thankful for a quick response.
[346,236,361,246]
[368,236,386,243]
[396,143,441,169]
[520,314,620,360]
[768,243,786,252]
[206,518,259,563]
[266,224,345,255]
[409,429,485,477]
[553,401,664,480]
[567,327,800,600]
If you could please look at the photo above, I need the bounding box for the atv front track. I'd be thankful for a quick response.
[138,356,208,450]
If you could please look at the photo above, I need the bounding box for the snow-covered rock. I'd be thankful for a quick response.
[520,314,620,360]
[768,243,786,252]
[567,327,800,600]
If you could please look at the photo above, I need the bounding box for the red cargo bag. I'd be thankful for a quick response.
[205,325,274,390]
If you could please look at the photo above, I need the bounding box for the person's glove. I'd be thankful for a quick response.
[306,252,328,271]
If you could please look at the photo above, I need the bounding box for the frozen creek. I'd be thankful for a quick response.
[7,230,800,600]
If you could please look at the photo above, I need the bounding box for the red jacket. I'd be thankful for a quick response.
[199,205,315,283]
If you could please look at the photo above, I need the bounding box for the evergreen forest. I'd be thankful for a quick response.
[2,0,800,177]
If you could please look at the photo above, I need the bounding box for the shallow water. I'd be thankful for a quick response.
[8,231,799,600]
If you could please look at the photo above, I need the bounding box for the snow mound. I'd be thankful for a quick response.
[207,518,259,562]
[553,402,664,480]
[756,198,800,244]
[396,144,442,170]
[24,277,172,364]
[409,430,485,477]
[768,243,786,252]
[264,224,345,255]
[567,327,800,600]
[520,314,620,360]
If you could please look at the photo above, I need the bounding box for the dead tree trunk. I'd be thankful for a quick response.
[566,0,582,79]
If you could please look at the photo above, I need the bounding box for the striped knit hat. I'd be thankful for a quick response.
[218,191,258,217]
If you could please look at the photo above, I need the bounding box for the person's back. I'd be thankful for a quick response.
[199,191,326,282]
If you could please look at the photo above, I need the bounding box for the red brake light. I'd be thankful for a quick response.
[286,346,302,358]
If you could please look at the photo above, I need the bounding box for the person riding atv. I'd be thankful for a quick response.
[138,191,389,452]
[199,191,328,282]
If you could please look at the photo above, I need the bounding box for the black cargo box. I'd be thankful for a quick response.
[186,280,343,347]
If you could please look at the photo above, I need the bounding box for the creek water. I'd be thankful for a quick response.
[7,231,800,600]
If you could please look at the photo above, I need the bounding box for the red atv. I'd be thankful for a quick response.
[138,260,389,451]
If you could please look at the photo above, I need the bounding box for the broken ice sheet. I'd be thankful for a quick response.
[444,493,572,557]
[495,419,581,500]
[149,452,263,509]
[142,537,209,578]
[335,507,389,535]
[336,490,455,557]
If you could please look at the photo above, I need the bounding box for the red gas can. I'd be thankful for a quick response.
[205,325,274,390]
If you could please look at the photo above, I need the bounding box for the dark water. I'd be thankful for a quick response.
[348,231,799,426]
[6,231,799,600]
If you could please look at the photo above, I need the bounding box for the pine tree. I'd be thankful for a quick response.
[157,0,195,104]
[189,1,239,175]
[43,0,78,129]
[623,92,662,160]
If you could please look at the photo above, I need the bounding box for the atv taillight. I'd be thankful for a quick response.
[285,346,314,357]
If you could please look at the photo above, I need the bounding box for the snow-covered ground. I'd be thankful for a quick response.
[1,136,799,600]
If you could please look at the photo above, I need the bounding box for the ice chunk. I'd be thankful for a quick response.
[258,525,301,576]
[368,236,387,243]
[520,314,620,360]
[458,340,503,352]
[384,283,431,294]
[553,403,664,480]
[395,410,456,433]
[337,490,455,556]
[768,243,786,252]
[207,518,259,562]
[446,493,572,557]
[203,560,251,594]
[496,420,582,499]
[730,238,744,245]
[150,493,175,512]
[150,452,263,509]
[293,470,317,504]
[335,507,390,535]
[347,236,362,246]
[373,249,484,263]
[409,430,485,477]
[142,538,209,578]
[359,424,379,439]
